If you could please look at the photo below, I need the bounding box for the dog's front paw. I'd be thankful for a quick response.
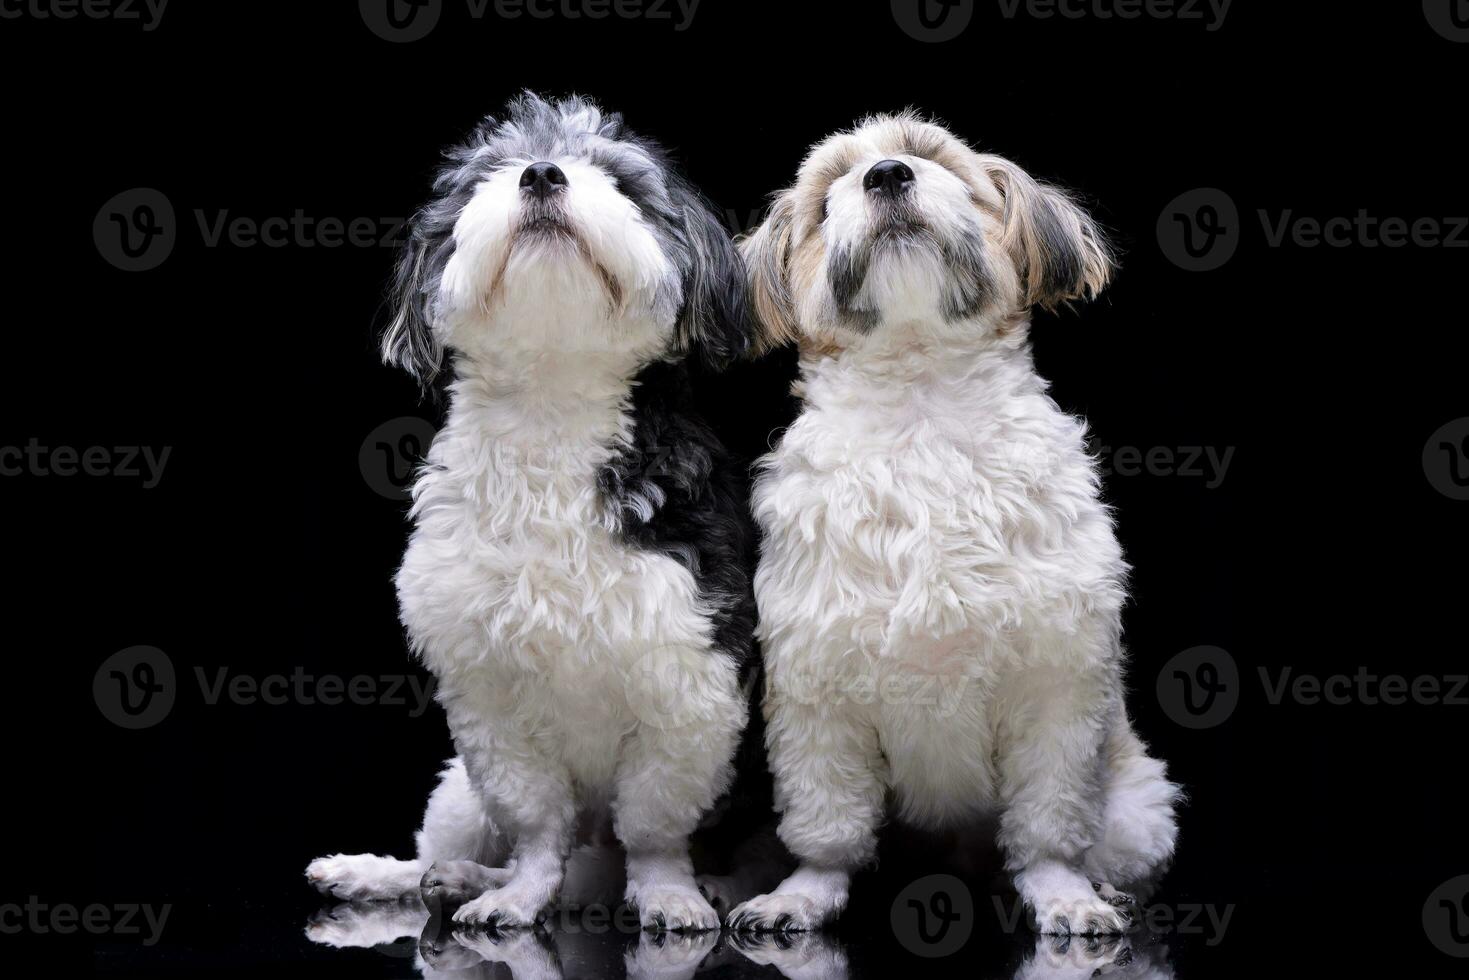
[1018,862,1135,936]
[728,892,833,934]
[636,884,721,933]
[1028,892,1133,936]
[451,886,548,928]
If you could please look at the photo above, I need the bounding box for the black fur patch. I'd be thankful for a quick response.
[828,241,871,314]
[828,243,882,334]
[1029,191,1087,303]
[597,361,757,670]
[940,227,996,322]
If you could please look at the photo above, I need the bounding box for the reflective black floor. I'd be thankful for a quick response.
[83,874,1469,979]
[81,828,1469,978]
[299,902,1177,980]
[86,875,1399,979]
[166,899,1179,979]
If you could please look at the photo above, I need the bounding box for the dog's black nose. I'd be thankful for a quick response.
[864,159,915,197]
[520,162,568,198]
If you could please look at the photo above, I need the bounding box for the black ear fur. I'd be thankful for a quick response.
[669,177,752,371]
[379,113,499,396]
[380,218,446,392]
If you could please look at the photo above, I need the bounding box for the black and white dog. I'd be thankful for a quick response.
[308,93,757,933]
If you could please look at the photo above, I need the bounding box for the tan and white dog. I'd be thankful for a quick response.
[729,114,1181,936]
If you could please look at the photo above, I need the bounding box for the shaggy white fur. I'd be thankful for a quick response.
[308,97,748,934]
[729,114,1181,936]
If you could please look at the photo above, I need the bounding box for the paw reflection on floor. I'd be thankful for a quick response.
[304,901,1178,979]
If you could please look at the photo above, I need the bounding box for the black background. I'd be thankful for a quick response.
[4,1,1466,976]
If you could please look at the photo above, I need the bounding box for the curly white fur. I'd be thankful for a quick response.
[308,96,747,934]
[730,113,1180,937]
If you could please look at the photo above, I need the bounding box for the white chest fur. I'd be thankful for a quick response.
[394,357,713,694]
[753,328,1127,673]
[752,328,1131,823]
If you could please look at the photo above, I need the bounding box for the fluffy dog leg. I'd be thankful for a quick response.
[1081,715,1181,898]
[615,657,745,934]
[729,702,885,932]
[999,660,1133,936]
[449,724,576,928]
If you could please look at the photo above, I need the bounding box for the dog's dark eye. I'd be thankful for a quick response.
[820,193,830,223]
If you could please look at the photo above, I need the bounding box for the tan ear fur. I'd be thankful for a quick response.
[737,192,801,352]
[980,155,1115,311]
